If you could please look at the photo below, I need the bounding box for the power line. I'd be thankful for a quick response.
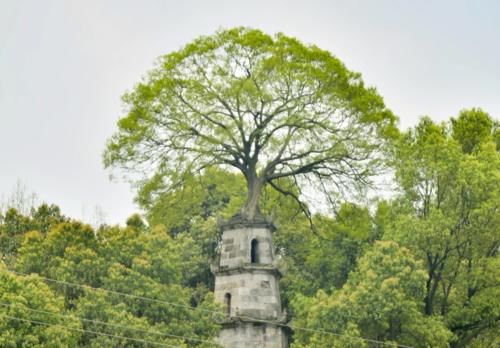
[0,313,181,348]
[4,268,413,348]
[7,269,216,315]
[4,268,411,347]
[0,301,217,346]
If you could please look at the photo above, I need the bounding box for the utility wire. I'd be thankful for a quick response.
[0,313,181,348]
[0,301,217,346]
[4,268,413,348]
[6,269,216,315]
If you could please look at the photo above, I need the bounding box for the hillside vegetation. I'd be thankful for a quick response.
[1,110,498,347]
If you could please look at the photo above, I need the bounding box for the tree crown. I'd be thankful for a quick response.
[104,27,397,219]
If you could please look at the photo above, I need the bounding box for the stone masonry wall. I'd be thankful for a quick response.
[214,270,282,319]
[214,222,288,348]
[219,226,274,268]
[217,322,288,348]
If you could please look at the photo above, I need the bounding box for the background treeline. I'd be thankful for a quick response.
[1,109,499,347]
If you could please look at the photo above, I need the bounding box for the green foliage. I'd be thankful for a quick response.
[1,206,221,347]
[104,27,397,219]
[285,111,499,347]
[0,208,32,261]
[291,241,452,347]
[387,115,500,347]
[276,203,373,306]
[140,168,246,236]
[0,261,81,347]
[0,204,67,263]
[451,108,496,154]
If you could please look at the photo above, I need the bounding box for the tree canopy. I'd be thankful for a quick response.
[0,209,220,347]
[104,27,397,219]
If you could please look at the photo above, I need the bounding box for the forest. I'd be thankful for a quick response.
[1,28,499,347]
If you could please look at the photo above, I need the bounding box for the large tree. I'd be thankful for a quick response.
[386,115,500,347]
[104,28,397,220]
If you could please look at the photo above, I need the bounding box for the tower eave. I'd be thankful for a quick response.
[214,264,283,278]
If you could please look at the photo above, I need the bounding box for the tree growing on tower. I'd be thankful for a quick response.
[104,27,397,220]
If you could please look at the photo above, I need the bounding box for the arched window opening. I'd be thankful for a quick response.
[224,293,231,316]
[251,239,259,264]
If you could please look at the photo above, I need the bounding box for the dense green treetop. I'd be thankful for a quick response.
[451,108,499,154]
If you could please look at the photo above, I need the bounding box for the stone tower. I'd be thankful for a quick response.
[213,215,289,348]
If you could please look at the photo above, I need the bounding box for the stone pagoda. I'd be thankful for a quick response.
[213,213,289,347]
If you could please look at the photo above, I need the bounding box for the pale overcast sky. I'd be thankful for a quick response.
[1,0,499,224]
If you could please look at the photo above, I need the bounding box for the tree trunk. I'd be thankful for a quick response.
[242,171,264,220]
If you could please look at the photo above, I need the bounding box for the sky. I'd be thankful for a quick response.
[1,0,499,225]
